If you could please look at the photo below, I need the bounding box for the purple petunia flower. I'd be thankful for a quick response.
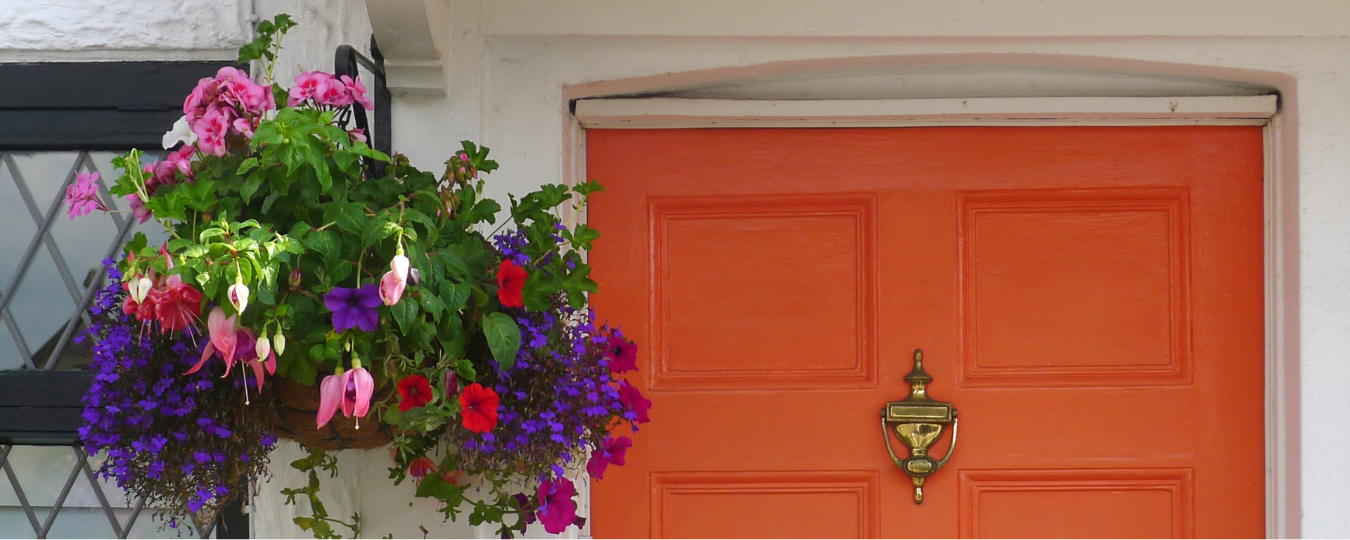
[324,284,381,332]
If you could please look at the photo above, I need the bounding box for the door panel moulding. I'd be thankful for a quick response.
[565,56,1299,537]
[574,96,1278,129]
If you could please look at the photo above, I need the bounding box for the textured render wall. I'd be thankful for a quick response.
[0,0,249,61]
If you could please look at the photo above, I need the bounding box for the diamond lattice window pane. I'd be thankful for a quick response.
[0,162,39,289]
[9,243,78,370]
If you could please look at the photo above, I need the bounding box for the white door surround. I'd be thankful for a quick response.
[561,52,1301,539]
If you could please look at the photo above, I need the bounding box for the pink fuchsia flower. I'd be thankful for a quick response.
[231,117,255,138]
[341,358,375,429]
[348,128,367,143]
[64,172,107,219]
[186,307,239,376]
[618,380,652,423]
[228,276,250,314]
[407,457,435,481]
[154,274,203,333]
[288,71,336,107]
[232,326,277,391]
[193,107,232,156]
[126,194,152,224]
[340,75,375,110]
[535,476,578,534]
[378,254,410,306]
[316,367,346,428]
[586,435,632,480]
[325,284,381,333]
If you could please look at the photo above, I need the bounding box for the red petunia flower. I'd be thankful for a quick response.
[458,383,500,433]
[496,259,527,308]
[397,374,434,412]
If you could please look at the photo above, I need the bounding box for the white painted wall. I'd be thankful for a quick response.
[7,0,1350,538]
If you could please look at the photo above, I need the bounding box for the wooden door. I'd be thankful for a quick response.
[587,127,1264,538]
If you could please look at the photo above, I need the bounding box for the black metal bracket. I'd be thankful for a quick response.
[335,36,392,178]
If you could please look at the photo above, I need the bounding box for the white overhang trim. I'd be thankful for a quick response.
[574,95,1279,128]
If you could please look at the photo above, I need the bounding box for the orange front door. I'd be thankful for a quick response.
[587,126,1264,538]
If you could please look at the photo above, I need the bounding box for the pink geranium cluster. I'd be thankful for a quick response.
[287,71,374,111]
[183,67,275,156]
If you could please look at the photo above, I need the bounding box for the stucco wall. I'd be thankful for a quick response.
[6,0,1350,538]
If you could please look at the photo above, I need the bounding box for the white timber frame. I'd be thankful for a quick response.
[568,94,1297,538]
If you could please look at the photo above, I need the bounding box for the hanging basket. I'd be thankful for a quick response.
[269,375,394,451]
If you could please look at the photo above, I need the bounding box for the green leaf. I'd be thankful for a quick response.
[332,202,369,234]
[481,312,521,371]
[569,223,601,250]
[302,229,341,262]
[199,228,226,242]
[419,291,446,321]
[440,282,471,312]
[289,357,317,386]
[574,179,605,197]
[237,157,260,175]
[450,358,476,383]
[390,298,418,333]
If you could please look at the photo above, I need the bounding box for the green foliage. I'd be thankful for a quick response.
[282,447,362,539]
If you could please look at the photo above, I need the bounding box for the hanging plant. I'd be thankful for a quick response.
[73,15,647,537]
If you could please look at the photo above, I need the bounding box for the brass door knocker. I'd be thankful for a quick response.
[881,349,958,504]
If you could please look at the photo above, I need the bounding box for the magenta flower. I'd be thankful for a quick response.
[586,435,632,480]
[126,194,152,224]
[607,330,638,374]
[64,172,107,219]
[618,381,652,423]
[535,476,578,534]
[324,284,381,333]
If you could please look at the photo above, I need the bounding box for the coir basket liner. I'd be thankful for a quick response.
[269,375,393,451]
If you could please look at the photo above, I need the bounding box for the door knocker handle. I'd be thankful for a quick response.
[881,349,958,504]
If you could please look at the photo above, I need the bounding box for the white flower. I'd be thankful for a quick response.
[162,116,198,149]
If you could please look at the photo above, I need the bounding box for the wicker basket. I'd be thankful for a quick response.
[269,375,394,450]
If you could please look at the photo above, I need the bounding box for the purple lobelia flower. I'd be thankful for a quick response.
[324,283,381,332]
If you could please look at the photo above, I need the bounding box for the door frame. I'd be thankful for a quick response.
[565,79,1299,539]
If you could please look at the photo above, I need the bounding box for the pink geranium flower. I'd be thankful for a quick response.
[341,75,375,110]
[126,194,152,224]
[193,107,232,156]
[288,71,335,107]
[64,172,107,219]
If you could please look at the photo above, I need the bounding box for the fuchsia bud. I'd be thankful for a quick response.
[289,268,302,289]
